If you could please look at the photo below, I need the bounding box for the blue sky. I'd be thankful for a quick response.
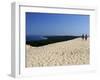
[26,12,89,36]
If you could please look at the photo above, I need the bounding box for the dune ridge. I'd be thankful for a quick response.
[26,38,89,67]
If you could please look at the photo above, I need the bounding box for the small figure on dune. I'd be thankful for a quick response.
[85,34,88,40]
[81,34,84,40]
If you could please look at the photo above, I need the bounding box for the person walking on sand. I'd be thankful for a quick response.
[82,34,84,40]
[85,34,88,40]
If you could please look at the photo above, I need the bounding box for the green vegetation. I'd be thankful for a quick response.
[26,36,80,47]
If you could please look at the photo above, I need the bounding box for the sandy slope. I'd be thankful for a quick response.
[26,38,89,67]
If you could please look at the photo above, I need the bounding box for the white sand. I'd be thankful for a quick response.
[26,38,89,67]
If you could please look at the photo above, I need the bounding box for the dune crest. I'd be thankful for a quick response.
[26,38,89,67]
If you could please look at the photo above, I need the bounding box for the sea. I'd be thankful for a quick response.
[26,35,48,41]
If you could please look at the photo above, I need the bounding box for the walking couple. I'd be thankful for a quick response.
[82,34,88,40]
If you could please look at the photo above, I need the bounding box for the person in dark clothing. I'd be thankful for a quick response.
[82,34,84,40]
[85,34,88,40]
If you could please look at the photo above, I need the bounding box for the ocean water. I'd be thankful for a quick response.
[26,35,48,41]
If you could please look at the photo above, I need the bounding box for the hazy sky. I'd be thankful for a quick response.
[26,12,89,36]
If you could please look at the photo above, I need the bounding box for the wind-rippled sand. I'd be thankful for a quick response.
[26,38,89,67]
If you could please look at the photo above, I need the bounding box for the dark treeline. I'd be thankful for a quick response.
[26,36,80,47]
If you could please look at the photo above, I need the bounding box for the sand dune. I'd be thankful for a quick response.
[26,38,89,67]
